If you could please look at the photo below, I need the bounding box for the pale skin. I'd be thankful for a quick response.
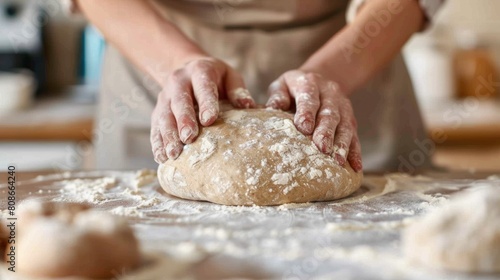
[77,0,424,172]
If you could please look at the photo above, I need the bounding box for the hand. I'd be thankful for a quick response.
[151,57,255,163]
[266,70,362,172]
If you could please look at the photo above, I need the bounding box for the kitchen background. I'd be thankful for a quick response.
[0,0,499,172]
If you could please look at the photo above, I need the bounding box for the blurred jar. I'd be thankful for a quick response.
[453,30,498,100]
[403,26,456,114]
[0,71,36,113]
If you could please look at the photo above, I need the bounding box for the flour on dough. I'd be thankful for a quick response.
[158,108,363,206]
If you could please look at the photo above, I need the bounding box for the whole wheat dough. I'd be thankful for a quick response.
[15,201,141,278]
[158,108,363,206]
[403,187,500,273]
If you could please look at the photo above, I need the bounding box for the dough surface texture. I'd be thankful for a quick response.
[403,187,500,273]
[158,108,363,206]
[15,201,141,278]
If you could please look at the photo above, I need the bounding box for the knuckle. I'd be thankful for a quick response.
[161,129,178,143]
[318,127,335,138]
[195,69,217,85]
[337,124,353,136]
[296,92,312,104]
[150,127,160,140]
[152,144,163,153]
[329,111,341,122]
[168,69,185,84]
[174,91,193,104]
[305,72,321,82]
[296,107,313,118]
[156,113,170,128]
[268,80,283,92]
[284,70,301,78]
[304,73,315,81]
[318,107,333,117]
[199,82,218,98]
[191,59,213,73]
[180,113,197,124]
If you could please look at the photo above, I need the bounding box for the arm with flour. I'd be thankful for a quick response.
[267,0,444,172]
[75,0,255,163]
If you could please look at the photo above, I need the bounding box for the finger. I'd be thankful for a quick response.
[286,73,321,135]
[150,125,167,164]
[347,135,363,172]
[312,92,340,155]
[332,122,352,166]
[158,104,184,160]
[167,72,199,144]
[225,67,255,108]
[332,100,356,166]
[191,63,220,126]
[266,77,291,110]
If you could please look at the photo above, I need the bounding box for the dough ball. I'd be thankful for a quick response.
[403,187,500,273]
[16,201,141,278]
[158,108,363,206]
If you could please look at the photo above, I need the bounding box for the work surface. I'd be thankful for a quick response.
[1,170,499,280]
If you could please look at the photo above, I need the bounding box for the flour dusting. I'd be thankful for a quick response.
[57,177,117,203]
[188,134,217,167]
[2,171,498,279]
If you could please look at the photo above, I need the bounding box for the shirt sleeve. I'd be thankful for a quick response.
[346,0,445,31]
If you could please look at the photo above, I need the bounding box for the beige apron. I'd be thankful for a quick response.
[96,0,432,172]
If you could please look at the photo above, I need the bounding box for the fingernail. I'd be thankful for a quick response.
[232,87,251,99]
[180,127,193,143]
[238,98,254,109]
[317,135,333,154]
[355,159,363,172]
[301,119,314,134]
[166,143,182,159]
[266,100,276,109]
[201,110,214,124]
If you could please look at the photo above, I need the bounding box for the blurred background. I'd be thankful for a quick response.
[0,0,499,172]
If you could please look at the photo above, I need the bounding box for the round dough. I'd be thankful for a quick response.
[158,108,363,206]
[15,201,141,278]
[403,187,500,273]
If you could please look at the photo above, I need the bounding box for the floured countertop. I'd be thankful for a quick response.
[1,170,499,280]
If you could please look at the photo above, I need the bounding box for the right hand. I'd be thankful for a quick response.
[151,57,255,164]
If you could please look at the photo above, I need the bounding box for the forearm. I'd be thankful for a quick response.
[301,0,424,94]
[76,0,206,84]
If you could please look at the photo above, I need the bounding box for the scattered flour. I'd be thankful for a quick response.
[133,169,157,188]
[3,170,499,279]
[57,177,117,203]
[111,206,145,218]
[325,218,415,232]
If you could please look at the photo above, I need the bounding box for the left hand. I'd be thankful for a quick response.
[266,70,362,172]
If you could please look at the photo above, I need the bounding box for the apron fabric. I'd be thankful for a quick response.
[96,0,433,172]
